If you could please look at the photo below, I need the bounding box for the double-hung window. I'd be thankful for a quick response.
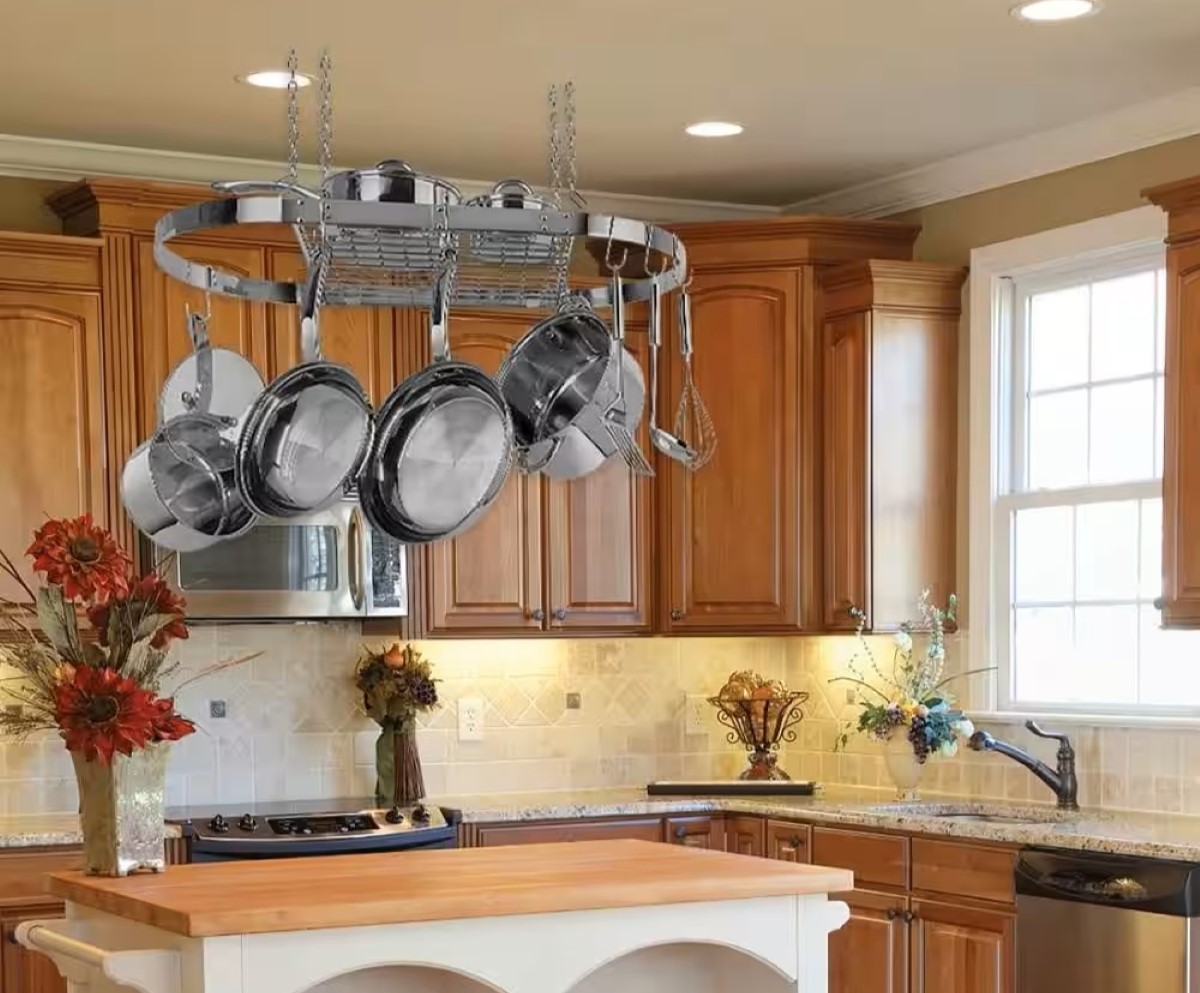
[988,228,1200,715]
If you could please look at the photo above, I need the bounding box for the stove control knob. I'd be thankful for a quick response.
[237,814,258,832]
[337,824,350,834]
[385,806,404,824]
[209,815,230,834]
[411,804,430,823]
[300,826,313,835]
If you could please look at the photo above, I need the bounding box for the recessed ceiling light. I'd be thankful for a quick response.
[238,69,314,89]
[1012,0,1100,22]
[685,121,744,138]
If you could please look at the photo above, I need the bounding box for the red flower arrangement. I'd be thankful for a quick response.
[0,516,252,765]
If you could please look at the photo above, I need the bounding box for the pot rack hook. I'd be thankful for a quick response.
[604,217,628,274]
[643,227,673,279]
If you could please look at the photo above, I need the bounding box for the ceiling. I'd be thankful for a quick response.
[4,0,1200,205]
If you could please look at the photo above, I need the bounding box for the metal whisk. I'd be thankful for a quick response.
[673,290,717,469]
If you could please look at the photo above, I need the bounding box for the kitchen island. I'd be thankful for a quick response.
[19,839,852,993]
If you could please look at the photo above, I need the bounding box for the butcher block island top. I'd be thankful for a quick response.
[47,839,854,937]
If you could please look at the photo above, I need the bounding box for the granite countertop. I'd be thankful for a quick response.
[10,787,1200,862]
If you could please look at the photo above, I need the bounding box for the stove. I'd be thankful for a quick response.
[169,797,460,861]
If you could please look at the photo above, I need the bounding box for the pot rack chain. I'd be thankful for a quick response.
[285,49,300,185]
[547,82,581,308]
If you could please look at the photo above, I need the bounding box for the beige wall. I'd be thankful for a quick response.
[0,176,69,234]
[893,134,1200,265]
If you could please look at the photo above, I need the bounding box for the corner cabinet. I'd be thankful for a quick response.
[0,235,106,602]
[819,261,966,631]
[1144,178,1200,626]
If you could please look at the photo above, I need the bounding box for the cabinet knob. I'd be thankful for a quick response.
[553,607,568,621]
[670,608,684,621]
[902,910,916,924]
[1154,596,1165,611]
[790,835,804,849]
[885,908,899,921]
[528,608,545,622]
[674,825,688,839]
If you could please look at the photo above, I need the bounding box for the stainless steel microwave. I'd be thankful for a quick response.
[152,501,407,620]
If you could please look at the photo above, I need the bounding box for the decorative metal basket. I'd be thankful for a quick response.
[709,671,808,780]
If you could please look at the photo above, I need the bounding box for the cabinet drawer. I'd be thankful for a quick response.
[765,820,811,863]
[911,838,1016,905]
[812,826,908,890]
[474,818,663,847]
[0,849,82,909]
[665,816,724,849]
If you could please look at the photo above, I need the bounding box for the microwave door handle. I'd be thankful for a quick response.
[347,507,365,613]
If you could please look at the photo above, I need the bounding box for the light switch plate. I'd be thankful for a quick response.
[458,697,484,741]
[685,694,709,735]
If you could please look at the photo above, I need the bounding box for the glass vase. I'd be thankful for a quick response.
[374,719,425,807]
[71,742,168,876]
[883,732,924,801]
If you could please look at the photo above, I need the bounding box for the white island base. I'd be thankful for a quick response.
[19,840,853,993]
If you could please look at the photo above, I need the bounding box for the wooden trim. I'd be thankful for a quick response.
[820,261,968,320]
[0,233,102,292]
[1145,174,1200,244]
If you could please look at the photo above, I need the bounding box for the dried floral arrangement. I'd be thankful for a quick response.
[0,515,250,764]
[354,643,439,726]
[832,591,990,763]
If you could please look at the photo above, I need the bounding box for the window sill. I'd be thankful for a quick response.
[972,709,1200,730]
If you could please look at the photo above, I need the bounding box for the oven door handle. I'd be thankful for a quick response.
[348,506,365,613]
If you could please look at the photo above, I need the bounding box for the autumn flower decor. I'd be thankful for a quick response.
[354,643,438,807]
[0,515,251,875]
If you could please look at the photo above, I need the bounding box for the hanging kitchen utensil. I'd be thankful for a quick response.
[358,256,514,543]
[602,246,654,477]
[122,307,261,551]
[235,252,374,518]
[644,242,698,467]
[673,288,717,469]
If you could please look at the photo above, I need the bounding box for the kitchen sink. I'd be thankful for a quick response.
[927,812,1044,824]
[865,803,1076,825]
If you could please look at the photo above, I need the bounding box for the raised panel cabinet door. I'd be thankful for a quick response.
[266,250,397,406]
[661,269,803,630]
[1162,240,1200,626]
[829,890,907,993]
[135,239,269,439]
[665,815,724,849]
[822,310,870,631]
[545,325,653,632]
[910,899,1014,993]
[764,820,811,863]
[724,816,765,857]
[424,312,543,633]
[0,290,104,601]
[2,915,66,993]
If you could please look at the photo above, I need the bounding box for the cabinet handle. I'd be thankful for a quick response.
[528,608,545,622]
[885,908,899,921]
[902,910,916,924]
[673,825,688,839]
[553,607,568,621]
[670,608,684,621]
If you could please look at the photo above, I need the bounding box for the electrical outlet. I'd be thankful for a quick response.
[685,694,708,735]
[845,688,856,705]
[458,697,484,741]
[208,700,227,719]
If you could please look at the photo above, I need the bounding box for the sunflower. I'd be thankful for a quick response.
[54,666,173,764]
[88,573,188,649]
[27,516,130,603]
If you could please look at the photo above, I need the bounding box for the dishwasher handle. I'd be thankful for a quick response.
[1018,847,1200,916]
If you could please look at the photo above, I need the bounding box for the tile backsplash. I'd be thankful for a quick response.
[2,625,1198,817]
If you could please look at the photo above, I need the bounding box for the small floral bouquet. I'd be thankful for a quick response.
[354,643,439,726]
[354,643,439,807]
[833,591,988,763]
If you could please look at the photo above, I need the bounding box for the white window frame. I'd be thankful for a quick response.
[967,205,1184,721]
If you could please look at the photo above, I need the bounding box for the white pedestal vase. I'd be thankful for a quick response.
[883,733,924,801]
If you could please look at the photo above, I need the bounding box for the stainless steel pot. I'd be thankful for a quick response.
[358,260,513,543]
[323,160,461,206]
[235,254,374,518]
[122,310,262,551]
[467,179,558,264]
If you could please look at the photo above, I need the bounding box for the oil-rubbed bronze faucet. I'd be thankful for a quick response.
[969,720,1079,811]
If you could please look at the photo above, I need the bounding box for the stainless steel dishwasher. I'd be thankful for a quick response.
[1018,847,1200,992]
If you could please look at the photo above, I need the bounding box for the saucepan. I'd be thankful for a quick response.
[358,257,514,543]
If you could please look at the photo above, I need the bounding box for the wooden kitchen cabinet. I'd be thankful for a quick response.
[909,899,1014,993]
[724,816,765,857]
[819,261,966,631]
[1143,178,1200,626]
[421,310,653,636]
[764,820,811,863]
[2,908,66,993]
[471,818,664,847]
[0,236,105,603]
[664,815,724,849]
[829,889,908,993]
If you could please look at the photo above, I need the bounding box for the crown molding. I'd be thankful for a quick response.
[785,87,1200,219]
[0,132,778,223]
